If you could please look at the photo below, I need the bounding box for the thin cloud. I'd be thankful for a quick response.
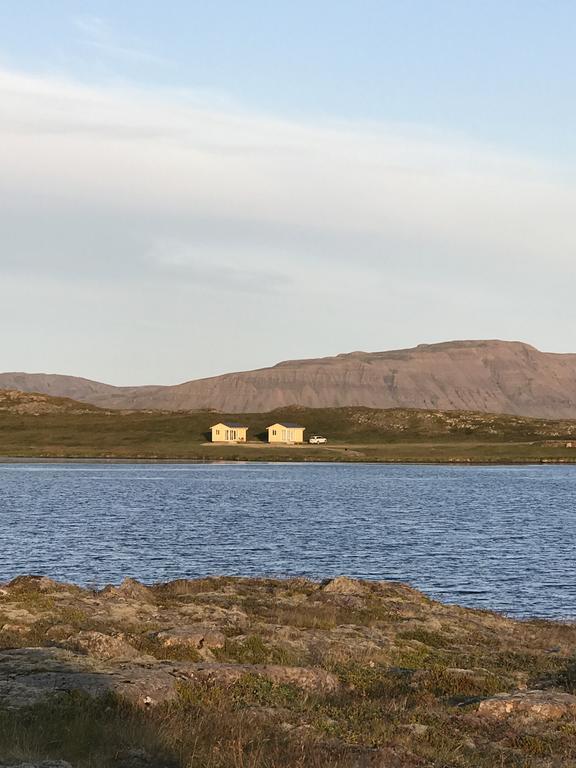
[1,66,575,272]
[1,65,576,383]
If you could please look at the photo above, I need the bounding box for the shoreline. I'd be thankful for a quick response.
[1,571,574,622]
[2,453,576,465]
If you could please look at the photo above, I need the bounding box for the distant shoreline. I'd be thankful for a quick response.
[1,454,576,466]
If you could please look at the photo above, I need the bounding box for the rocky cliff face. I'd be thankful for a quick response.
[3,340,576,418]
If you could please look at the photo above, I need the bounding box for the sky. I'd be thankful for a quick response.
[1,1,576,385]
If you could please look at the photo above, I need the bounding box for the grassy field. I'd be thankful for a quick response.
[2,392,576,463]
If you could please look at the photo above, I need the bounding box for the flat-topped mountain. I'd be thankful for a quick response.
[3,340,576,418]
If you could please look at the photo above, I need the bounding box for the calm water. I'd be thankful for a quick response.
[0,462,574,619]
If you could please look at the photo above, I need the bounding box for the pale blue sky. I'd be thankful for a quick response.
[3,1,576,153]
[1,2,576,384]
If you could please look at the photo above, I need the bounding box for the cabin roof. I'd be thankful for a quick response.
[212,422,248,428]
[267,422,305,429]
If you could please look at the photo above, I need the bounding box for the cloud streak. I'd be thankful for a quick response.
[1,66,575,382]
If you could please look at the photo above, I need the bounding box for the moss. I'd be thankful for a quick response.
[553,661,576,694]
[214,635,301,666]
[398,628,450,648]
[417,667,507,698]
[130,633,202,662]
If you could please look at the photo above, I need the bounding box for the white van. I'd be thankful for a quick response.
[309,435,327,444]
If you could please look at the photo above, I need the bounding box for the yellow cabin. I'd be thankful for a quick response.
[267,423,305,444]
[211,422,248,443]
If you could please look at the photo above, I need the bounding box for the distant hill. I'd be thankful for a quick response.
[3,340,576,418]
[0,389,103,415]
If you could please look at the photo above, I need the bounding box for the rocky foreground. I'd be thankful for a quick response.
[0,576,575,767]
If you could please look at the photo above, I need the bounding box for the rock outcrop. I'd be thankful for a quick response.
[61,630,145,661]
[1,575,575,767]
[478,689,576,720]
[0,647,338,709]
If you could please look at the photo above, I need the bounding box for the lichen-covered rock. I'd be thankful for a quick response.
[0,648,339,710]
[178,603,249,631]
[0,648,180,708]
[155,626,226,651]
[61,630,146,661]
[478,689,576,720]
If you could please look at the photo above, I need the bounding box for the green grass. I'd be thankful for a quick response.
[0,690,340,768]
[3,401,576,463]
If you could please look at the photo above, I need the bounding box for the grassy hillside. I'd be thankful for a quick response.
[0,389,101,414]
[2,390,576,461]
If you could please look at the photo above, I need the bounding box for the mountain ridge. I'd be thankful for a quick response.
[3,339,576,418]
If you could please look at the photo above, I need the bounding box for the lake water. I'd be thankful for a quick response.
[0,462,574,619]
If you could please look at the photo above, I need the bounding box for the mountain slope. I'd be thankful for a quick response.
[3,340,576,418]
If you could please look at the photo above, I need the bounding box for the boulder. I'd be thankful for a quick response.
[478,689,576,720]
[61,631,145,661]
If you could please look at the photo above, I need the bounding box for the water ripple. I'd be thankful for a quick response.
[0,462,574,619]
